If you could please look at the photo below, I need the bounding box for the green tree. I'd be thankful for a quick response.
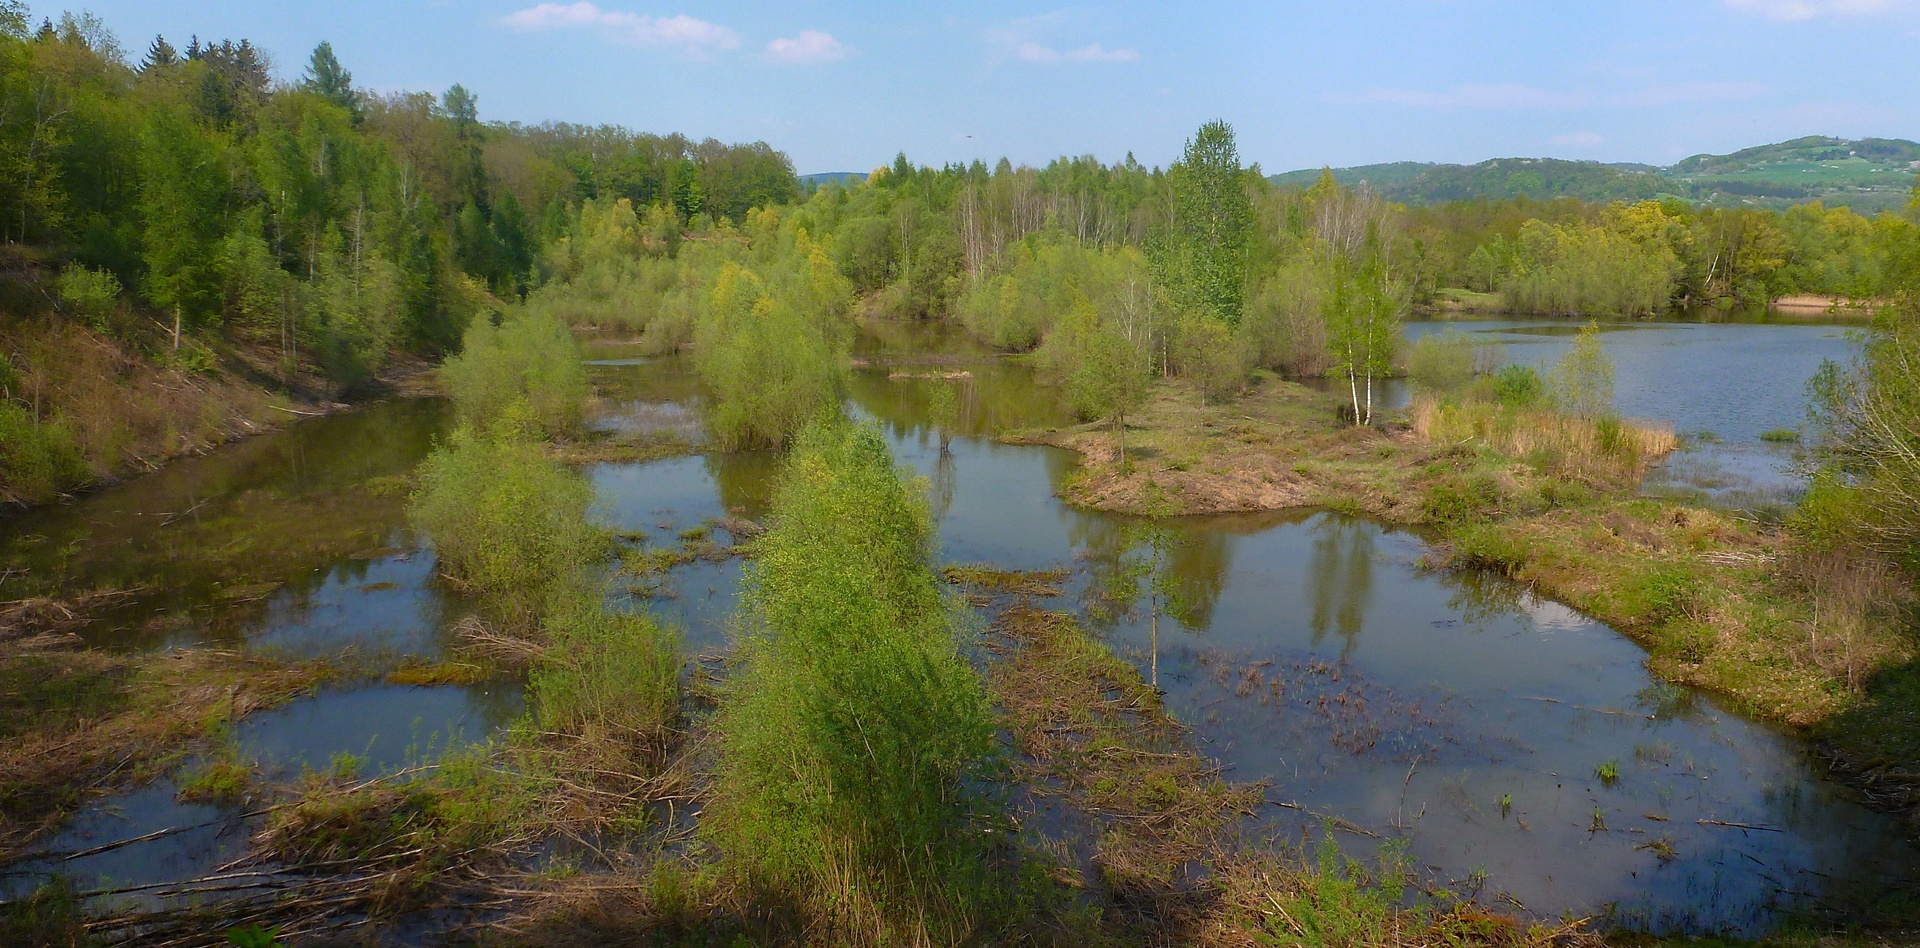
[301,40,359,120]
[710,419,994,941]
[1159,119,1254,326]
[1069,324,1150,465]
[137,109,229,332]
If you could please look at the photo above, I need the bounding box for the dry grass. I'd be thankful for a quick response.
[0,321,291,504]
[0,648,331,859]
[1409,395,1677,488]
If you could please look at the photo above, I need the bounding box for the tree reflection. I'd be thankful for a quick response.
[1308,514,1375,661]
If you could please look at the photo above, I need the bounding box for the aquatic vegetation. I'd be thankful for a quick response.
[1596,759,1621,784]
[407,430,604,628]
[530,583,680,740]
[709,420,997,943]
[1760,427,1801,442]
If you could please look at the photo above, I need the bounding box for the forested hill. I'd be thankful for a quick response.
[1270,136,1920,212]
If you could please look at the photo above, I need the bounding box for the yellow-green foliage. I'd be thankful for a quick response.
[531,584,680,738]
[442,311,589,440]
[692,222,851,450]
[710,420,994,942]
[0,402,89,505]
[957,232,1147,352]
[407,430,604,627]
[1499,204,1682,317]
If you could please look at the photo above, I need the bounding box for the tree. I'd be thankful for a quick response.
[1158,119,1254,326]
[137,109,229,333]
[302,41,359,119]
[1070,324,1150,466]
[1549,321,1615,418]
[1324,254,1401,425]
[140,34,177,72]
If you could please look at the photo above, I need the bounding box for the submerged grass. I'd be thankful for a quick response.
[0,648,330,858]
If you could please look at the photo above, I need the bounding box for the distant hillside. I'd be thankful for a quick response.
[1270,136,1920,212]
[800,172,866,188]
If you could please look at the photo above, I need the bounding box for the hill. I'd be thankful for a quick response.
[1271,136,1920,212]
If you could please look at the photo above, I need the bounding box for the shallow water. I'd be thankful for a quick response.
[4,323,1913,936]
[1401,315,1861,504]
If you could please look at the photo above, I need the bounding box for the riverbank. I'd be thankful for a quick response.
[1006,374,1920,819]
[0,317,441,510]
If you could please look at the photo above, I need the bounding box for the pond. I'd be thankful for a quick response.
[1400,315,1862,507]
[2,322,1911,937]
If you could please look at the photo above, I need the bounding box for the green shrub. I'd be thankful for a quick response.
[1490,364,1544,407]
[408,430,604,627]
[710,420,995,942]
[0,403,92,504]
[1406,329,1477,392]
[693,262,848,450]
[442,311,588,440]
[56,265,123,332]
[531,585,680,738]
[1422,472,1505,526]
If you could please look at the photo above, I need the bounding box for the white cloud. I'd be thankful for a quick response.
[1015,41,1138,63]
[1551,131,1606,147]
[766,29,845,64]
[501,3,739,55]
[1724,0,1893,20]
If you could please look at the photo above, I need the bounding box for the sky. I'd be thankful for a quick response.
[58,1,1920,175]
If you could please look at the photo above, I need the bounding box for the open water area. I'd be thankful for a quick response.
[2,318,1913,937]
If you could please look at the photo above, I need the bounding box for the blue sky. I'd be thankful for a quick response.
[58,1,1920,174]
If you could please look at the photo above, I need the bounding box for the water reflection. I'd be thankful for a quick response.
[1308,516,1376,661]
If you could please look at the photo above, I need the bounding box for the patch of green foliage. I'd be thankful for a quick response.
[531,583,680,738]
[0,403,92,505]
[442,311,588,440]
[709,419,997,943]
[408,429,605,627]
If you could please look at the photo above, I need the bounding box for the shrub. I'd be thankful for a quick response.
[532,584,680,739]
[442,311,588,440]
[1490,364,1544,408]
[1423,472,1505,526]
[56,265,123,332]
[0,402,91,504]
[1406,329,1477,393]
[710,420,995,943]
[408,430,604,627]
[1548,321,1615,418]
[693,262,847,450]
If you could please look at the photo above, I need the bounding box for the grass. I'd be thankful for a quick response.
[1760,428,1802,443]
[0,648,330,858]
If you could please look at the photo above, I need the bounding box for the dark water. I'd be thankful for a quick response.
[1401,316,1862,506]
[4,325,1913,935]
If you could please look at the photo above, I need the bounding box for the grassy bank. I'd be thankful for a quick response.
[1006,374,1919,814]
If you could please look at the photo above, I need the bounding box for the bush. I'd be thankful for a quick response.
[1173,315,1248,403]
[1490,364,1544,407]
[56,265,123,332]
[532,584,680,739]
[0,402,91,504]
[408,430,604,627]
[1422,472,1505,526]
[693,262,847,450]
[710,420,995,942]
[1406,328,1477,392]
[1548,322,1615,418]
[442,312,588,440]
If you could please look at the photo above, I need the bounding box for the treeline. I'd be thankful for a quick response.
[0,6,796,502]
[0,8,796,379]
